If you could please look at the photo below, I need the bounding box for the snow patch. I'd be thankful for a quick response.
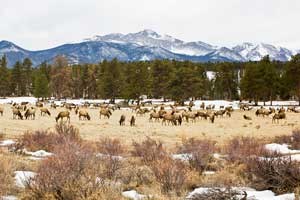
[0,140,15,146]
[265,143,300,154]
[122,190,148,200]
[187,187,295,200]
[14,171,36,188]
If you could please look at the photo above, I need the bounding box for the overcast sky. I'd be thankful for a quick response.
[1,0,300,50]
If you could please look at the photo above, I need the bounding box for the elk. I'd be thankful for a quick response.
[40,108,51,116]
[78,110,91,120]
[243,115,252,120]
[12,108,23,120]
[24,107,36,120]
[119,115,126,126]
[130,115,136,126]
[272,113,286,124]
[56,111,70,123]
[99,108,112,119]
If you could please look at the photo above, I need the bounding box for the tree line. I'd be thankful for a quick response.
[0,54,300,105]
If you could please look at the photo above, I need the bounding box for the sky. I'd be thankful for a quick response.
[1,0,300,50]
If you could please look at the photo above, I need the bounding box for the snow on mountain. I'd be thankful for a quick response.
[232,42,294,61]
[0,30,299,67]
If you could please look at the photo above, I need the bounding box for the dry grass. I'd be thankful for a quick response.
[0,103,300,147]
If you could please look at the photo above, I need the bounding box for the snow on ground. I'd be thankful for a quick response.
[265,143,300,154]
[1,196,18,200]
[172,153,192,161]
[0,97,37,104]
[122,190,148,200]
[0,139,15,146]
[186,187,295,200]
[96,153,123,160]
[202,171,216,175]
[14,171,36,188]
[25,150,53,157]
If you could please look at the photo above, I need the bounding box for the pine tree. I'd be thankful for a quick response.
[11,61,23,96]
[34,70,49,98]
[285,54,300,105]
[0,55,10,97]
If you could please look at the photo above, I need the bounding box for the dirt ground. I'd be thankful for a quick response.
[0,104,299,147]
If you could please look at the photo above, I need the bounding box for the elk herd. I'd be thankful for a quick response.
[0,100,299,127]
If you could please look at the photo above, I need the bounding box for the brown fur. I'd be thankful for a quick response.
[56,111,70,123]
[130,116,135,126]
[119,115,126,126]
[78,110,91,120]
[40,108,51,116]
[99,108,112,119]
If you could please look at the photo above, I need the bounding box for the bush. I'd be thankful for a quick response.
[150,157,187,195]
[97,138,124,156]
[274,129,300,150]
[131,137,167,164]
[24,141,124,200]
[177,138,216,173]
[224,136,267,163]
[245,155,300,194]
[0,155,15,197]
[14,123,81,152]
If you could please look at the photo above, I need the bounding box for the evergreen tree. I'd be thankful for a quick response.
[34,70,49,98]
[0,55,10,96]
[11,61,23,96]
[285,54,300,105]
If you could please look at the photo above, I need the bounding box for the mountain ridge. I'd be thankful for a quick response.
[0,30,299,67]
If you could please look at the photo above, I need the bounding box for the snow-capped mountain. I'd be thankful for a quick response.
[0,30,299,67]
[232,42,294,61]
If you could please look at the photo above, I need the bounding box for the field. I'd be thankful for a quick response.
[2,99,300,199]
[0,101,299,147]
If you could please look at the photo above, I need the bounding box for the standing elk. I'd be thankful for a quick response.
[24,107,36,120]
[119,115,126,126]
[12,108,23,120]
[56,111,70,123]
[130,116,136,126]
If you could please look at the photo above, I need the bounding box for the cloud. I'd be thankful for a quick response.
[0,0,299,50]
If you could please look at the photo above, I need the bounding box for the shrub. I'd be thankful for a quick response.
[24,141,124,200]
[150,157,188,195]
[97,138,124,156]
[224,136,267,163]
[177,138,216,173]
[245,155,300,194]
[0,155,15,196]
[13,123,81,152]
[273,129,300,150]
[131,137,167,164]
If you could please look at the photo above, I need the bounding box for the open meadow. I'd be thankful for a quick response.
[0,100,299,147]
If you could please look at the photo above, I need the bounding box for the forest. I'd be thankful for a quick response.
[0,54,300,105]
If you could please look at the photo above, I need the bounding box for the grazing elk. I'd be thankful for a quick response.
[78,110,91,120]
[197,111,209,120]
[56,111,70,123]
[36,102,43,107]
[12,108,23,120]
[40,108,51,116]
[255,108,272,117]
[0,106,3,116]
[99,108,112,119]
[24,107,36,120]
[243,115,252,120]
[119,115,126,126]
[214,110,226,118]
[149,111,162,122]
[272,113,286,124]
